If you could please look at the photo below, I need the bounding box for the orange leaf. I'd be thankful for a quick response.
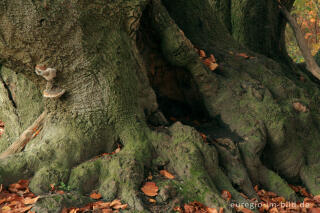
[113,204,128,210]
[141,182,159,197]
[219,207,224,213]
[221,190,232,201]
[149,198,156,203]
[310,208,320,213]
[209,63,219,71]
[237,53,249,59]
[110,199,121,207]
[314,195,320,203]
[50,184,55,191]
[56,190,65,195]
[160,170,175,179]
[199,50,206,58]
[23,196,39,205]
[102,209,113,213]
[210,54,217,63]
[184,204,195,213]
[208,208,218,213]
[90,192,102,200]
[269,207,279,213]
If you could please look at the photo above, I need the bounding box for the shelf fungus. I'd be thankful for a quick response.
[35,65,66,98]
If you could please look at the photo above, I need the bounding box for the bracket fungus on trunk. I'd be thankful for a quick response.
[35,65,65,98]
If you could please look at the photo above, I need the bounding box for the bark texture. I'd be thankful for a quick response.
[0,0,320,212]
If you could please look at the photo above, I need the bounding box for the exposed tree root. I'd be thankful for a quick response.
[1,0,320,212]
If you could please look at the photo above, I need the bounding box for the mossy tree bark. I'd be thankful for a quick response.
[0,0,320,212]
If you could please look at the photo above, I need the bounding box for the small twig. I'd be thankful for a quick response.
[0,111,47,159]
[279,2,320,80]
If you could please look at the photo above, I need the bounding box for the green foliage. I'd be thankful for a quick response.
[58,182,72,192]
[285,0,320,63]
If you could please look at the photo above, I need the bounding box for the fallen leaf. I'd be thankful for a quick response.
[141,182,158,197]
[310,208,320,213]
[221,190,231,201]
[219,207,224,213]
[210,54,217,63]
[184,203,195,213]
[237,53,250,59]
[269,207,279,213]
[207,208,218,213]
[56,190,65,195]
[50,184,55,191]
[160,170,175,179]
[113,203,128,210]
[314,195,320,203]
[149,198,156,203]
[209,63,219,71]
[102,209,113,213]
[174,206,183,213]
[110,199,121,207]
[23,196,39,205]
[293,102,307,113]
[199,50,206,58]
[90,192,102,200]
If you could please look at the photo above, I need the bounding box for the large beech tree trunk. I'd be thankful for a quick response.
[1,0,320,212]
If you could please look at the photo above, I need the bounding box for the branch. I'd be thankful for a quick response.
[0,111,47,159]
[279,3,320,80]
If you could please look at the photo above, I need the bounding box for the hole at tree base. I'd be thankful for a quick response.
[137,9,210,127]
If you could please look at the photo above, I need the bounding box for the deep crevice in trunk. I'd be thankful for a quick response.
[0,73,17,109]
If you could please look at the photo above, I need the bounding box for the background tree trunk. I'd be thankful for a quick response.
[0,0,320,212]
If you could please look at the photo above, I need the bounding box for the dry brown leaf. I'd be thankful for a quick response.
[237,53,250,59]
[272,196,285,203]
[209,63,219,71]
[184,204,195,213]
[23,196,39,205]
[113,203,128,210]
[210,54,217,63]
[0,184,3,193]
[173,206,183,213]
[219,207,224,213]
[239,207,253,213]
[293,102,307,113]
[110,199,121,207]
[254,185,259,192]
[50,184,55,191]
[199,50,206,58]
[141,182,158,197]
[310,208,320,213]
[90,192,102,200]
[102,209,113,213]
[56,190,65,195]
[300,187,311,197]
[221,190,232,201]
[208,208,218,213]
[269,207,279,213]
[314,195,320,203]
[160,170,175,179]
[259,203,269,212]
[149,198,156,203]
[94,201,111,208]
[0,198,6,205]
